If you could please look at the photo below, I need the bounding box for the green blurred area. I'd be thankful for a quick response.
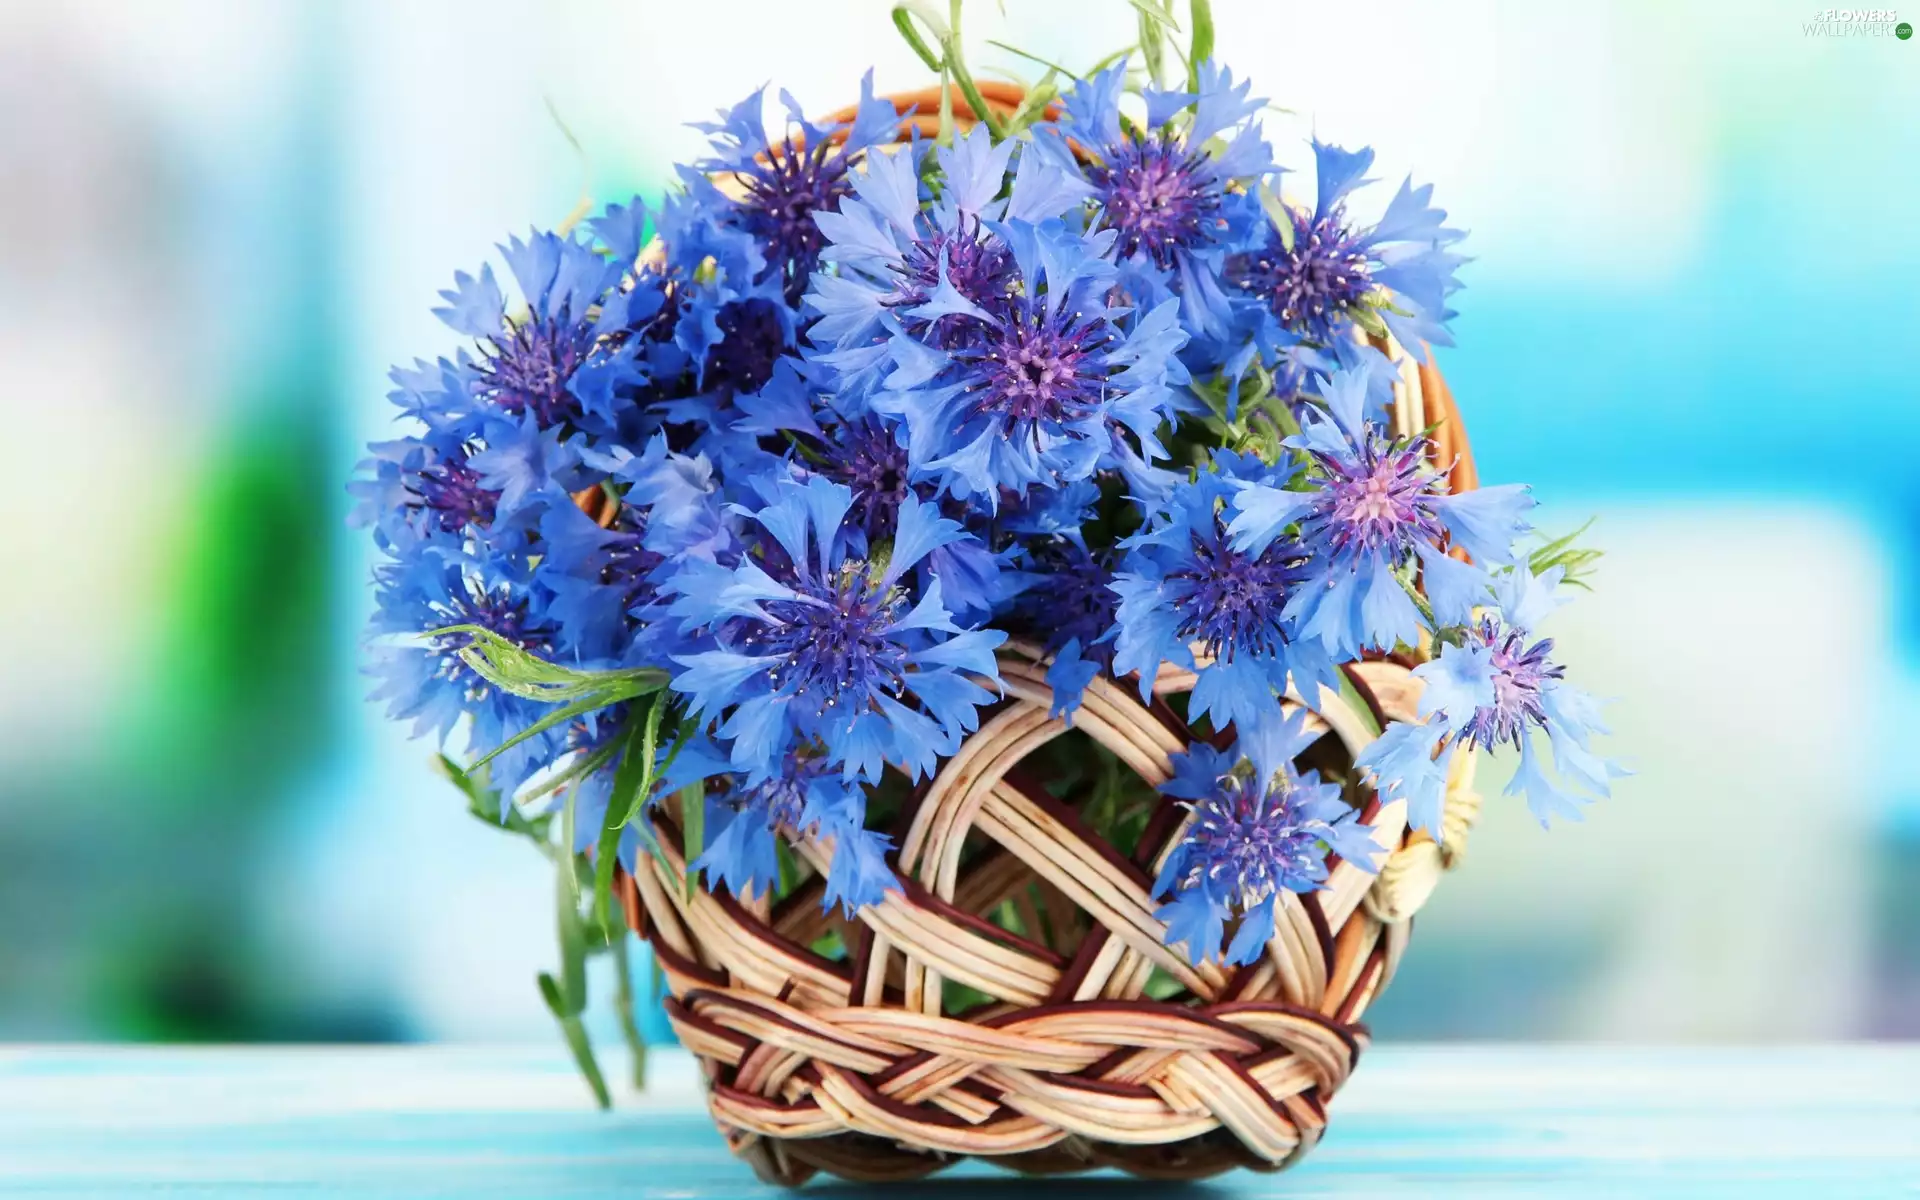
[0,404,352,1041]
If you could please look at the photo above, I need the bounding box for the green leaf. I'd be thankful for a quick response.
[1135,0,1168,89]
[679,782,706,900]
[537,970,565,1016]
[809,927,847,961]
[1530,518,1604,590]
[1001,70,1059,136]
[441,753,558,844]
[592,695,671,939]
[1346,301,1390,339]
[987,39,1081,81]
[515,739,619,809]
[1186,0,1214,90]
[557,796,589,1009]
[538,973,611,1110]
[468,690,626,773]
[610,931,647,1093]
[936,0,1005,139]
[1259,184,1295,253]
[1142,966,1186,1001]
[776,838,799,899]
[1086,45,1136,78]
[942,978,997,1013]
[891,1,947,71]
[433,623,668,704]
[436,753,497,822]
[1126,0,1180,31]
[614,699,671,830]
[1334,668,1384,739]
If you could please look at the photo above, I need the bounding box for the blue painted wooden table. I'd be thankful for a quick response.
[3,1045,1917,1197]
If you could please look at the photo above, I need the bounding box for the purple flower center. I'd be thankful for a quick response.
[1088,136,1222,269]
[1170,536,1309,663]
[889,222,1017,348]
[971,308,1110,426]
[476,313,597,428]
[409,451,498,533]
[702,298,787,397]
[1315,439,1444,557]
[1458,618,1563,750]
[821,419,912,540]
[1180,771,1324,904]
[431,584,553,698]
[1230,209,1376,343]
[752,565,909,709]
[1010,539,1118,663]
[728,752,825,830]
[732,137,855,305]
[600,506,669,614]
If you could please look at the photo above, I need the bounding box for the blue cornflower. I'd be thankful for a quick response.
[653,738,897,913]
[364,544,564,812]
[352,432,498,551]
[1153,711,1380,966]
[434,230,651,435]
[536,434,730,667]
[999,507,1122,721]
[535,498,669,664]
[1111,452,1339,735]
[351,356,498,551]
[605,433,731,559]
[1227,365,1535,658]
[666,474,1006,786]
[406,446,499,533]
[462,413,590,524]
[1357,566,1623,836]
[1041,59,1274,342]
[634,188,795,415]
[1227,139,1466,367]
[806,413,1006,622]
[731,365,1006,620]
[882,268,1190,505]
[806,127,1188,505]
[682,71,897,306]
[814,414,914,539]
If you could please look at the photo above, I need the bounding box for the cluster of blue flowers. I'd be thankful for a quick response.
[356,58,1616,968]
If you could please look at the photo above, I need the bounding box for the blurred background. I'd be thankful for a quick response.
[2,0,1916,1050]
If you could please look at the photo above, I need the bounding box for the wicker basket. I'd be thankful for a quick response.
[612,83,1485,1186]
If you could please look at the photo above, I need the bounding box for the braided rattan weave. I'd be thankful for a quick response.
[612,85,1484,1185]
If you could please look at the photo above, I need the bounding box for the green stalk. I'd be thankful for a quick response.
[540,971,611,1109]
[891,2,946,70]
[944,0,1005,138]
[1186,0,1215,90]
[1396,568,1439,632]
[781,429,830,466]
[611,931,647,1091]
[940,65,955,144]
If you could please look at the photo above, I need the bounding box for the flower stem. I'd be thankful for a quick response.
[1186,0,1215,91]
[611,930,647,1091]
[1397,565,1438,631]
[943,0,1006,138]
[782,429,830,466]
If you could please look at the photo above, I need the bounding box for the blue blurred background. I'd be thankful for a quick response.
[2,0,1916,1048]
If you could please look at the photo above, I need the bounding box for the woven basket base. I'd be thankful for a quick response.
[617,642,1434,1185]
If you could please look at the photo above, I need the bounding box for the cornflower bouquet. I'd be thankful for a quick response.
[354,0,1619,1176]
